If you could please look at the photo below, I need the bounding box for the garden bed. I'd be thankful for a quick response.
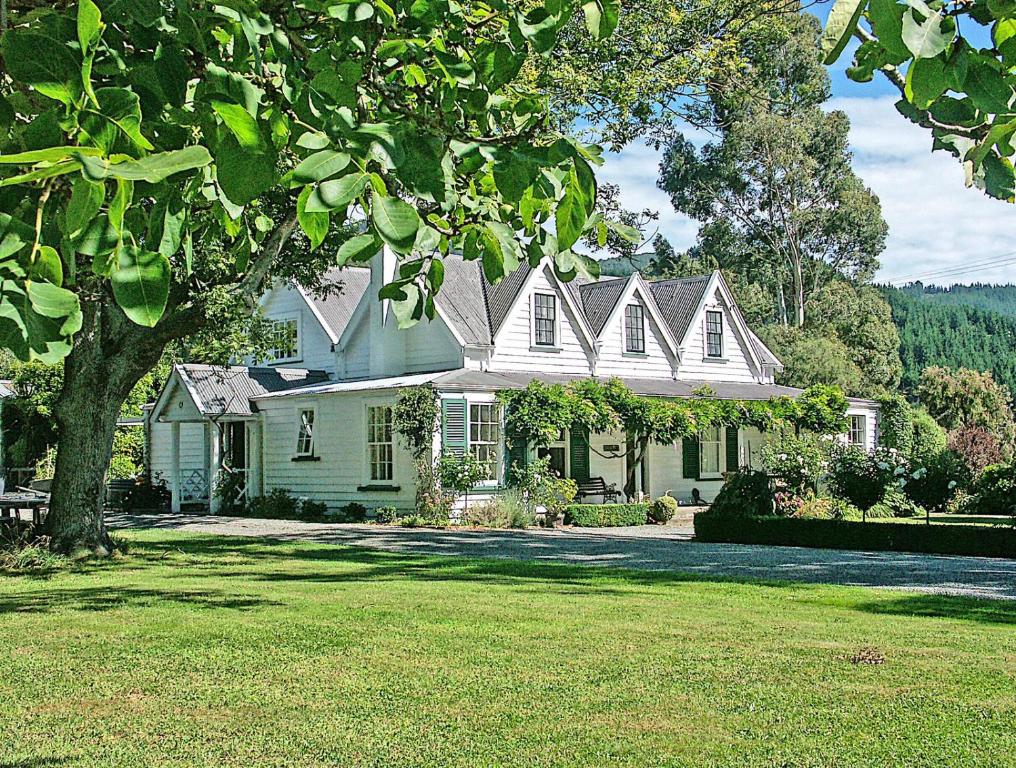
[694,513,1016,559]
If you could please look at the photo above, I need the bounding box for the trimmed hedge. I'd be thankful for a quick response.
[565,503,649,527]
[694,513,1016,559]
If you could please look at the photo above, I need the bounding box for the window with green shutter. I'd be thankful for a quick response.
[682,435,699,479]
[725,426,739,472]
[441,398,467,455]
[506,436,528,485]
[569,427,590,482]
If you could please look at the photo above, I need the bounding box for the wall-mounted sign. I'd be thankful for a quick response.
[603,444,620,452]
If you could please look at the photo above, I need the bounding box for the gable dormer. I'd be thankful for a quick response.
[487,261,597,375]
[586,275,680,379]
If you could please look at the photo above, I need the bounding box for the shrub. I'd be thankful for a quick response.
[798,496,861,521]
[121,475,171,514]
[247,488,299,519]
[374,506,399,524]
[0,541,65,573]
[710,470,773,518]
[970,464,1016,518]
[648,495,678,524]
[774,491,805,517]
[910,408,948,464]
[213,470,249,516]
[512,457,578,528]
[331,502,367,523]
[759,432,831,493]
[948,424,1007,478]
[694,512,1016,558]
[905,449,967,512]
[414,457,455,524]
[827,445,908,511]
[868,487,926,519]
[564,503,649,527]
[465,490,534,528]
[299,499,329,522]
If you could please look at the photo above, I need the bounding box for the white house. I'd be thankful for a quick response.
[145,248,880,513]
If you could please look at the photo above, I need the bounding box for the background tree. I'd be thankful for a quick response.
[658,13,888,328]
[918,366,1016,445]
[0,0,625,553]
[822,0,1016,201]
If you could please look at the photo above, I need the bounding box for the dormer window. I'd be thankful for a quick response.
[533,293,557,347]
[624,304,645,353]
[705,310,723,358]
[267,316,300,363]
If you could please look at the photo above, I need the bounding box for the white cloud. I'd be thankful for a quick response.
[598,96,1016,285]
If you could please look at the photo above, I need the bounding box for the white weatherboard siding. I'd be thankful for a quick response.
[847,404,880,450]
[340,313,372,379]
[402,315,462,373]
[595,293,676,379]
[149,421,205,487]
[678,290,759,383]
[258,285,336,373]
[488,265,594,375]
[257,391,417,512]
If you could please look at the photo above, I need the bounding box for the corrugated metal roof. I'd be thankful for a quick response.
[486,261,532,335]
[303,267,371,341]
[434,256,493,345]
[747,327,782,367]
[578,277,628,334]
[178,364,331,416]
[647,275,710,343]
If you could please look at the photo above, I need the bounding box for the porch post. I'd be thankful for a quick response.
[169,422,181,513]
[247,420,262,498]
[207,422,222,514]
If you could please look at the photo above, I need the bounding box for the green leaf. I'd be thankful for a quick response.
[297,186,329,251]
[31,246,64,287]
[306,172,369,212]
[493,152,540,202]
[1,31,80,105]
[64,178,104,242]
[902,3,952,59]
[390,282,424,329]
[76,146,212,183]
[214,137,277,205]
[906,55,948,107]
[0,161,81,188]
[485,222,522,278]
[77,0,103,54]
[212,100,265,151]
[555,166,591,251]
[370,192,421,253]
[328,2,375,22]
[79,87,154,153]
[0,146,102,165]
[867,0,911,64]
[516,6,566,54]
[581,0,620,38]
[109,178,133,235]
[0,214,34,261]
[821,0,867,64]
[291,151,351,184]
[965,61,1014,115]
[111,244,171,327]
[151,194,186,259]
[336,233,380,266]
[983,153,1016,201]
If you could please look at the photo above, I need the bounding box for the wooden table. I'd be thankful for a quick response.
[0,496,48,526]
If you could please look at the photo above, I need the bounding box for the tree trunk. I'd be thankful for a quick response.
[623,433,648,501]
[791,256,805,328]
[45,297,170,553]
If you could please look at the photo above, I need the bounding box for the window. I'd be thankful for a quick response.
[296,409,315,456]
[533,293,557,347]
[848,415,866,447]
[469,403,501,482]
[705,310,723,358]
[700,426,722,477]
[624,304,645,353]
[367,405,394,481]
[537,429,567,478]
[268,317,299,362]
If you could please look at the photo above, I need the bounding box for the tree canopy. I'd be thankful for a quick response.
[822,0,1016,202]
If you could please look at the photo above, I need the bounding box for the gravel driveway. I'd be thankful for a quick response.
[110,512,1016,601]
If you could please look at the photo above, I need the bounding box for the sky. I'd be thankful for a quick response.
[596,6,1016,286]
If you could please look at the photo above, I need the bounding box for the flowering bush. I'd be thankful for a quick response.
[709,470,773,518]
[827,445,909,512]
[774,491,805,517]
[415,457,456,524]
[760,432,832,493]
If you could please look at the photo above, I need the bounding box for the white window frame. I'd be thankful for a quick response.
[267,313,302,364]
[295,407,316,457]
[848,414,867,447]
[624,303,646,354]
[468,398,502,485]
[699,426,724,479]
[365,403,395,483]
[704,310,724,359]
[531,292,559,349]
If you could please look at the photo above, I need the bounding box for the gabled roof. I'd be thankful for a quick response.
[747,328,782,368]
[434,256,494,345]
[172,364,331,417]
[578,277,628,334]
[645,275,711,344]
[300,267,371,343]
[486,261,533,335]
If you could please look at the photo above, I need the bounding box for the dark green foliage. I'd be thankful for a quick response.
[394,387,438,458]
[246,489,300,520]
[648,495,679,524]
[333,502,368,524]
[877,393,914,455]
[882,286,1016,397]
[906,450,967,513]
[694,514,1016,558]
[970,464,1016,518]
[709,470,774,518]
[121,476,171,514]
[564,504,649,527]
[897,283,1016,318]
[827,446,905,512]
[374,506,399,525]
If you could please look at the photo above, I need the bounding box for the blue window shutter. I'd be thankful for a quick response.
[441,399,467,455]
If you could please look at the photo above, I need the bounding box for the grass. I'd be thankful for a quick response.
[1,530,1015,768]
[868,513,1013,527]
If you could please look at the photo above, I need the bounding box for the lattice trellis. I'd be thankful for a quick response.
[180,469,209,501]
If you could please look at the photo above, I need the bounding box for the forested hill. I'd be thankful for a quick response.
[895,283,1016,318]
[880,285,1016,395]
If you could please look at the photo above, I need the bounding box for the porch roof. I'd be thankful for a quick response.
[173,364,332,416]
[252,367,878,407]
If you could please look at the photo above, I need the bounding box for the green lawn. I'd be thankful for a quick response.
[2,531,1014,768]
